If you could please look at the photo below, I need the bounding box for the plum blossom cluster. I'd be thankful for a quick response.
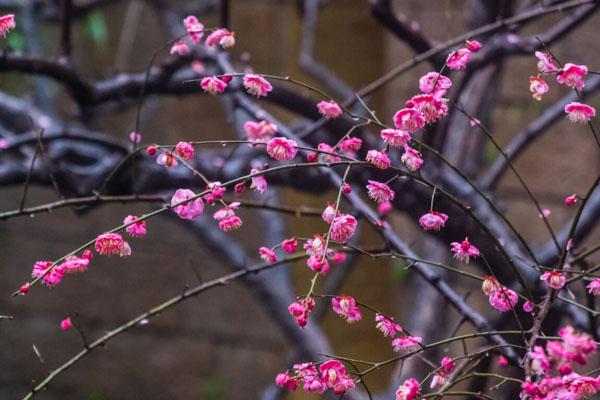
[169,16,235,56]
[275,360,355,395]
[481,275,519,313]
[521,326,600,400]
[361,41,475,178]
[530,52,596,123]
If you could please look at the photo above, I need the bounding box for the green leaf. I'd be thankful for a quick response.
[86,11,108,45]
[6,31,25,51]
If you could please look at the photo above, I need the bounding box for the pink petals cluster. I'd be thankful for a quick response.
[95,233,131,257]
[243,75,273,97]
[275,360,355,395]
[330,214,357,242]
[32,250,94,287]
[317,100,343,118]
[396,378,421,400]
[540,271,566,290]
[481,275,518,312]
[331,295,361,323]
[446,40,480,70]
[244,120,277,142]
[366,180,395,203]
[0,14,15,37]
[171,189,204,220]
[530,52,596,122]
[266,137,298,161]
[564,102,596,124]
[288,296,315,328]
[204,28,235,48]
[521,326,600,400]
[450,237,480,263]
[418,211,448,231]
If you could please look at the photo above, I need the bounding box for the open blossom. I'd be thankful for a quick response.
[489,286,518,312]
[565,102,596,123]
[392,336,422,352]
[375,313,402,337]
[419,72,452,96]
[288,296,315,328]
[430,372,448,389]
[32,261,64,286]
[366,180,395,203]
[213,202,239,221]
[418,212,448,231]
[249,168,267,194]
[446,48,471,70]
[380,128,410,147]
[243,75,272,97]
[219,215,243,232]
[319,360,355,394]
[366,150,390,169]
[317,100,343,118]
[393,108,425,133]
[450,237,480,263]
[540,271,566,290]
[94,233,131,257]
[556,325,597,364]
[529,76,549,101]
[556,63,588,91]
[466,40,482,52]
[204,28,235,48]
[481,275,500,296]
[535,51,558,73]
[59,251,92,274]
[123,215,147,237]
[282,238,298,253]
[317,143,341,163]
[169,40,189,56]
[396,378,420,400]
[587,278,600,296]
[338,137,362,153]
[304,235,326,257]
[259,247,277,263]
[60,318,72,331]
[401,145,423,172]
[200,76,228,95]
[331,295,361,323]
[266,137,298,161]
[175,142,194,160]
[156,151,178,168]
[183,16,204,43]
[0,14,15,37]
[330,214,357,242]
[322,203,338,224]
[171,189,204,220]
[409,94,448,123]
[244,120,277,142]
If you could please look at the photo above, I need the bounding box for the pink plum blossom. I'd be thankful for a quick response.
[243,75,273,97]
[366,180,395,203]
[331,295,362,323]
[317,100,343,118]
[266,137,298,161]
[170,189,204,220]
[418,212,448,231]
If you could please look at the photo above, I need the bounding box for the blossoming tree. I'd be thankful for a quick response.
[2,0,600,399]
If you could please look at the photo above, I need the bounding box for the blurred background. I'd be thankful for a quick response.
[1,0,600,399]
